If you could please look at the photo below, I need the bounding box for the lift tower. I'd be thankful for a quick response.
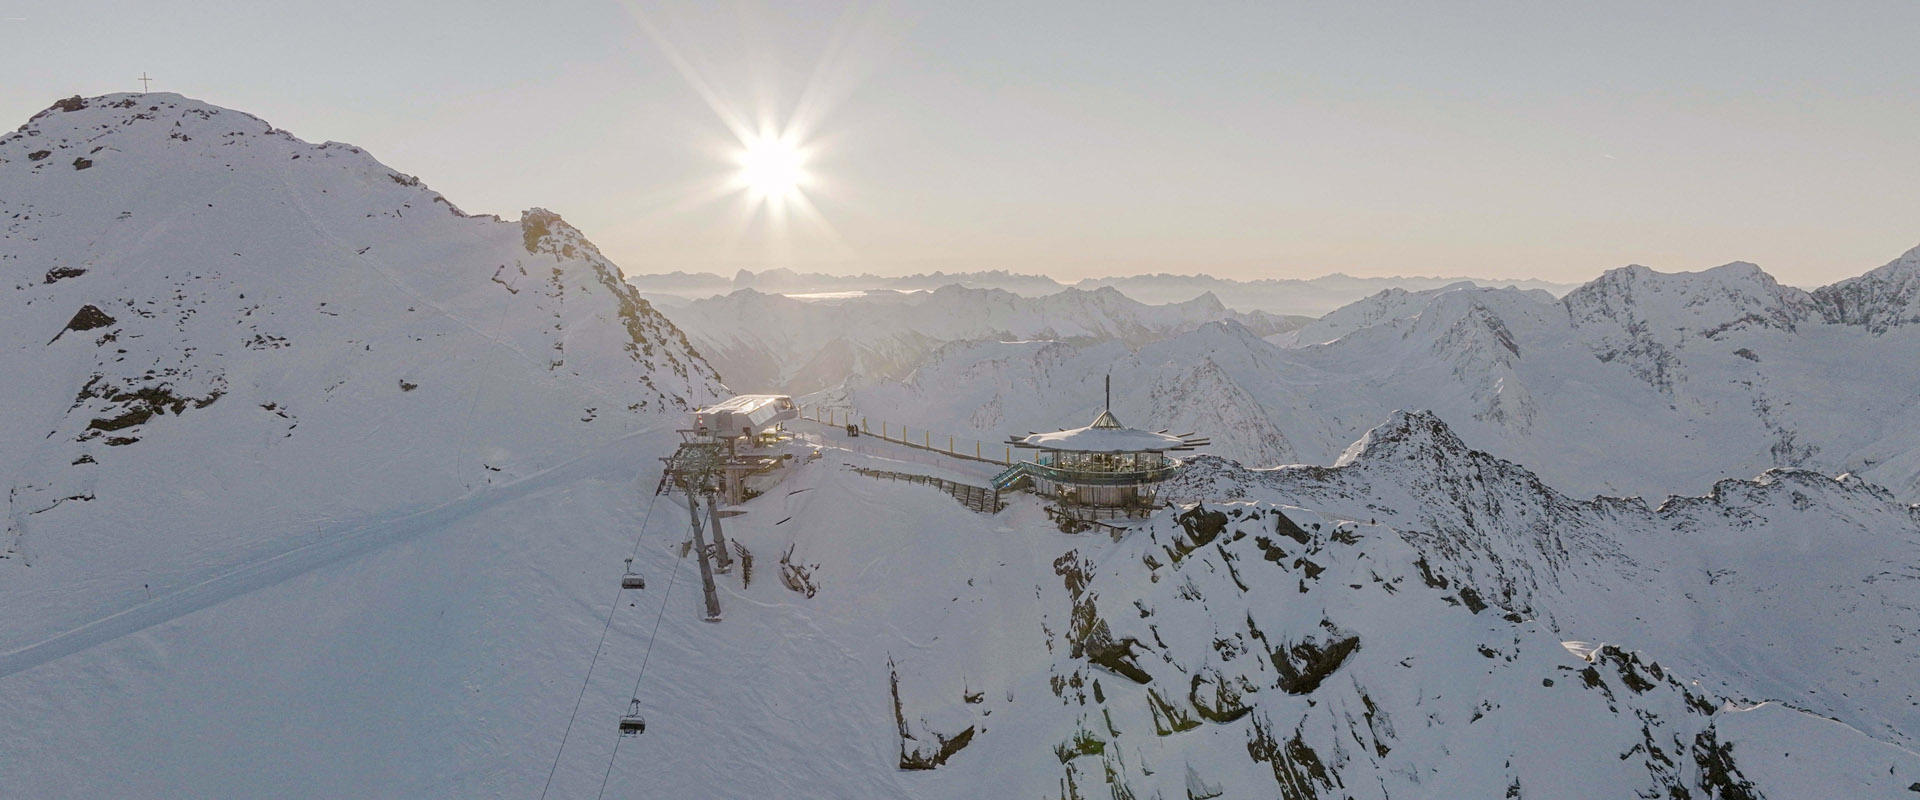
[658,435,739,621]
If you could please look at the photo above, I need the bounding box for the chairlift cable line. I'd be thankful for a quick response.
[595,488,695,800]
[537,479,666,800]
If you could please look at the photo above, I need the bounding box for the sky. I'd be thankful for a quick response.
[4,0,1919,286]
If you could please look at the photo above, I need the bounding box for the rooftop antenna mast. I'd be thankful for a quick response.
[1105,374,1111,411]
[138,72,153,91]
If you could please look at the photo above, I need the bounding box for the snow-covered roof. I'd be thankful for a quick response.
[698,394,793,414]
[1012,410,1204,453]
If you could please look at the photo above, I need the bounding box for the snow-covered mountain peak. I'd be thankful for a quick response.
[18,92,257,138]
[3,91,486,233]
[1558,261,1819,399]
[1813,242,1920,333]
[521,207,598,258]
[1566,261,1815,338]
[1332,409,1467,467]
[1171,318,1268,351]
[1883,241,1920,270]
[1289,281,1476,345]
[1659,466,1902,522]
[1,90,721,616]
[1177,289,1227,312]
[1290,280,1561,349]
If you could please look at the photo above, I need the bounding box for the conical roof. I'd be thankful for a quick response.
[1013,408,1193,453]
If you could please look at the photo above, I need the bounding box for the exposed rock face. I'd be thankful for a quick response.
[1814,245,1920,334]
[47,304,115,343]
[1026,483,1885,798]
[1169,411,1920,753]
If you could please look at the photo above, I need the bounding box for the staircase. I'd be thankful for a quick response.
[991,463,1033,492]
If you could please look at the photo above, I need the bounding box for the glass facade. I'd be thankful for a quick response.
[1025,449,1177,509]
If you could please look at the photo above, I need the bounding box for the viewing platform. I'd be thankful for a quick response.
[790,391,1208,524]
[1004,407,1208,516]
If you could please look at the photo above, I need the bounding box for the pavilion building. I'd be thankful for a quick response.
[998,405,1208,516]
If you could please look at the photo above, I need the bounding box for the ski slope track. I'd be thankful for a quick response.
[0,429,647,680]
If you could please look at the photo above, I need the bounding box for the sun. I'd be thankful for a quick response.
[735,133,808,201]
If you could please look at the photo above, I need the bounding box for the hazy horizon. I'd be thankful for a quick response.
[6,1,1919,286]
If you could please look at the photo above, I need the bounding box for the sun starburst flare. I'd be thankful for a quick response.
[618,2,897,261]
[734,131,811,205]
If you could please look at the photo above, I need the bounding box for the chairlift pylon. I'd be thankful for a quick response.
[618,698,646,736]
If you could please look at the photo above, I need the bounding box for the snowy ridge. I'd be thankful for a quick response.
[1290,280,1541,346]
[1814,244,1920,334]
[0,93,721,651]
[1017,496,1918,798]
[1170,411,1920,752]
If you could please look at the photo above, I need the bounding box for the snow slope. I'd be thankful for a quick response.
[0,92,722,658]
[6,412,1913,798]
[840,256,1920,502]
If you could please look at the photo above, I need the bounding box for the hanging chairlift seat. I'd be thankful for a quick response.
[619,699,647,736]
[621,557,645,590]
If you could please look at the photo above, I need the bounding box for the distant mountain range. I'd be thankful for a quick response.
[630,267,1581,317]
[660,285,1306,394]
[831,250,1920,503]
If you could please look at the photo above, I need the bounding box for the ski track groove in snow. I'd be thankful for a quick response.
[0,429,655,679]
